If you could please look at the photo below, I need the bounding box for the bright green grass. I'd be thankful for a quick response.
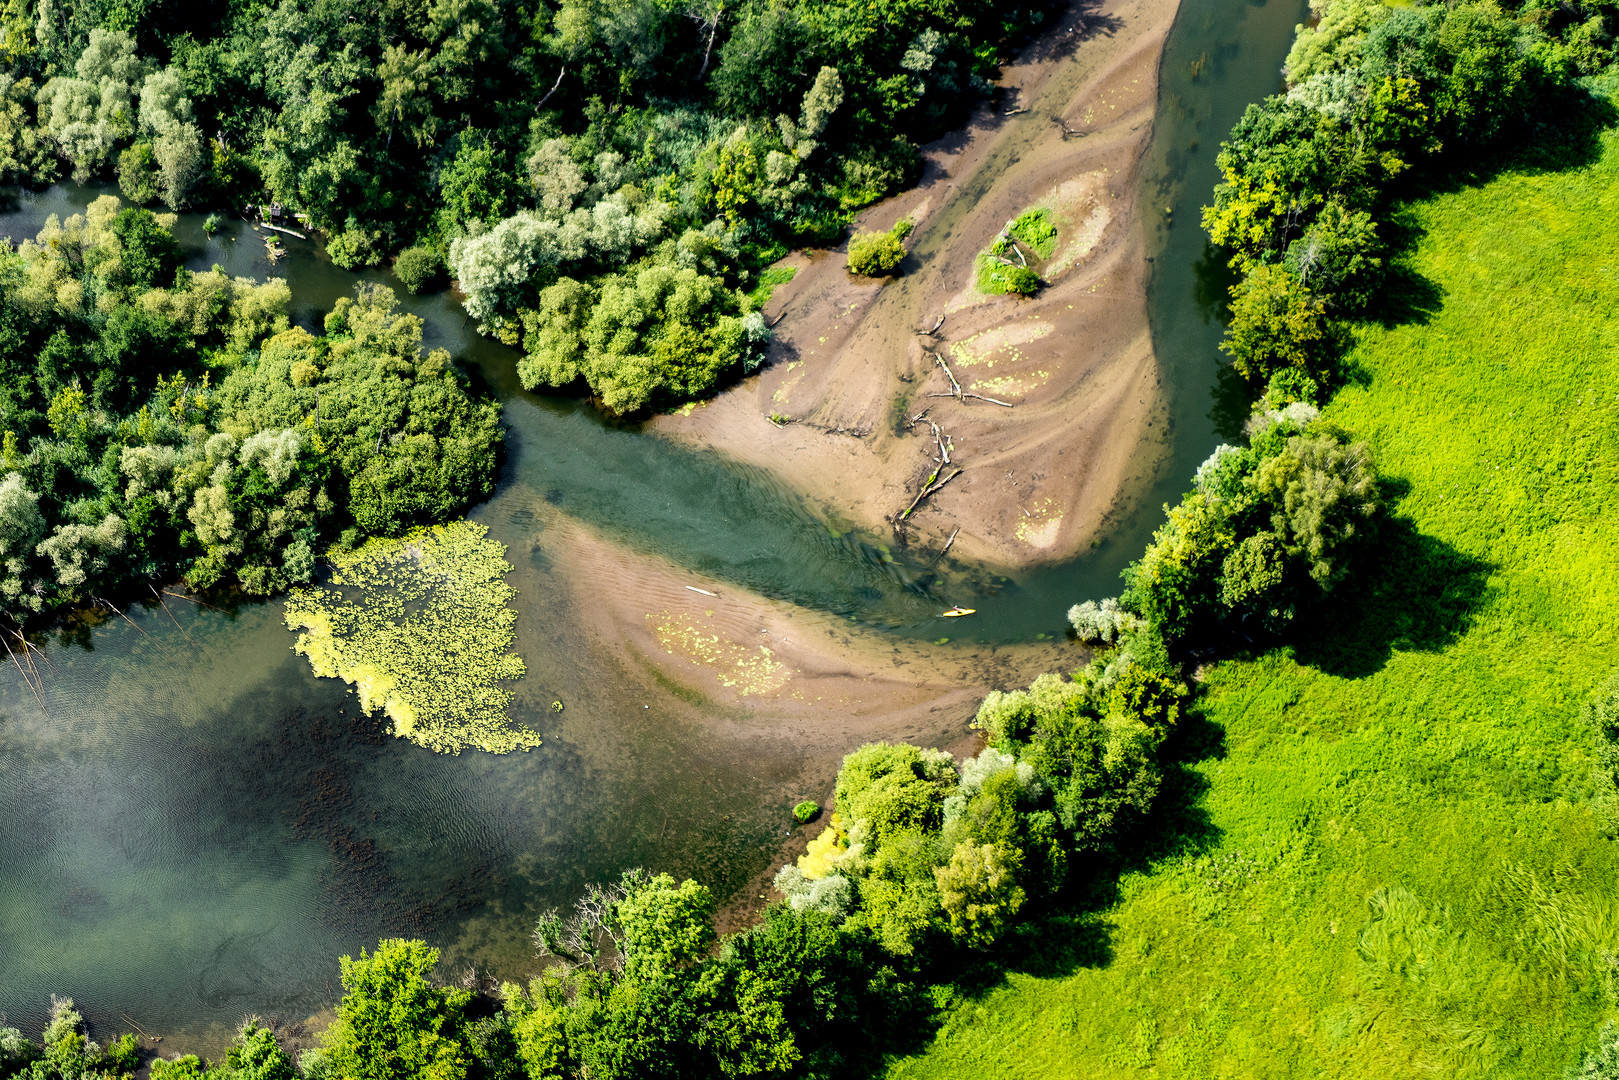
[888,130,1619,1079]
[747,264,797,308]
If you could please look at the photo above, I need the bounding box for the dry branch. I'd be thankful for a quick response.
[929,420,951,465]
[536,67,567,110]
[930,353,1014,407]
[100,598,174,658]
[937,527,960,561]
[163,589,224,611]
[3,633,44,712]
[150,585,197,646]
[901,468,963,519]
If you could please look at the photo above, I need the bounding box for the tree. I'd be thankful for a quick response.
[1221,262,1339,395]
[615,871,717,983]
[935,839,1025,947]
[1284,200,1382,309]
[1253,431,1379,589]
[321,940,473,1080]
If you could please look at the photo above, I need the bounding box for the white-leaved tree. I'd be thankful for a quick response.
[37,29,150,181]
[138,67,203,209]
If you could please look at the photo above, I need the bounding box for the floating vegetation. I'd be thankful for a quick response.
[284,521,535,755]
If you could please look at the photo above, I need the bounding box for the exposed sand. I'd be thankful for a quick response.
[529,506,1074,930]
[656,0,1181,570]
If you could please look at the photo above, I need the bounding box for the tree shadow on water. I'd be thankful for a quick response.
[1291,506,1492,680]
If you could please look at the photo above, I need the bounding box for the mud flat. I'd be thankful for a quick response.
[657,0,1182,571]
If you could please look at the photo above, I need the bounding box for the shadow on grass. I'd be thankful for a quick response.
[1358,82,1616,335]
[944,706,1227,1004]
[1292,508,1493,680]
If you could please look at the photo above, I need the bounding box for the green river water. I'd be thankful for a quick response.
[0,0,1305,1048]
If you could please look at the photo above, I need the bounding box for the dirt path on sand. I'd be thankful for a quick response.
[656,0,1181,571]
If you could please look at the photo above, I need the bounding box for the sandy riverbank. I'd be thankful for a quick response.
[525,505,1078,930]
[655,0,1182,572]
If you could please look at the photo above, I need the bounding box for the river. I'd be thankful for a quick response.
[0,0,1305,1049]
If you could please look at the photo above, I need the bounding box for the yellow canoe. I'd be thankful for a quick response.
[941,607,976,617]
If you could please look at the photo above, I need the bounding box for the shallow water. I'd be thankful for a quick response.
[0,0,1305,1045]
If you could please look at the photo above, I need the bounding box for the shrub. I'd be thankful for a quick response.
[976,257,1041,295]
[327,227,383,269]
[847,228,905,276]
[793,800,820,824]
[150,1056,207,1080]
[1010,208,1058,258]
[117,141,159,205]
[202,212,222,236]
[394,246,442,294]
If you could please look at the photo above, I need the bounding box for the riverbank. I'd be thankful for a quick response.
[519,507,1080,935]
[656,0,1181,572]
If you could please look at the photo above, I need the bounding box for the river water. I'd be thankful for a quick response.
[0,0,1304,1048]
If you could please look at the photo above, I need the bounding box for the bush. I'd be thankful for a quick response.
[793,800,820,824]
[976,257,1041,295]
[394,246,442,294]
[327,227,383,269]
[847,228,906,276]
[202,212,222,236]
[117,141,159,205]
[1010,208,1058,258]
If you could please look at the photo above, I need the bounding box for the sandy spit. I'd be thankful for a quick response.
[655,0,1182,572]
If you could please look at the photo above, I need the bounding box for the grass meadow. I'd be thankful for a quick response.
[885,124,1619,1078]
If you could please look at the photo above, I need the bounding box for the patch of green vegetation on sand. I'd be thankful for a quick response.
[976,208,1058,295]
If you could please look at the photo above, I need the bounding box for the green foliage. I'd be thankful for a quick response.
[892,96,1619,1080]
[0,200,499,623]
[975,256,1041,296]
[1221,262,1338,396]
[116,141,157,205]
[1571,1024,1619,1080]
[218,284,502,540]
[392,246,441,295]
[323,940,474,1080]
[792,800,821,824]
[846,228,905,276]
[147,1057,206,1080]
[1010,208,1058,258]
[515,259,769,414]
[219,1021,296,1080]
[284,521,533,755]
[1118,407,1381,646]
[746,264,797,309]
[616,872,717,983]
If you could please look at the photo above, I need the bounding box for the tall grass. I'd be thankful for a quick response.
[884,124,1619,1080]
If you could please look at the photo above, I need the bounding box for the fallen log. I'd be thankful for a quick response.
[901,467,963,519]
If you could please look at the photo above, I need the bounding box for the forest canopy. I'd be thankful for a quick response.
[0,0,1062,412]
[0,198,501,622]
